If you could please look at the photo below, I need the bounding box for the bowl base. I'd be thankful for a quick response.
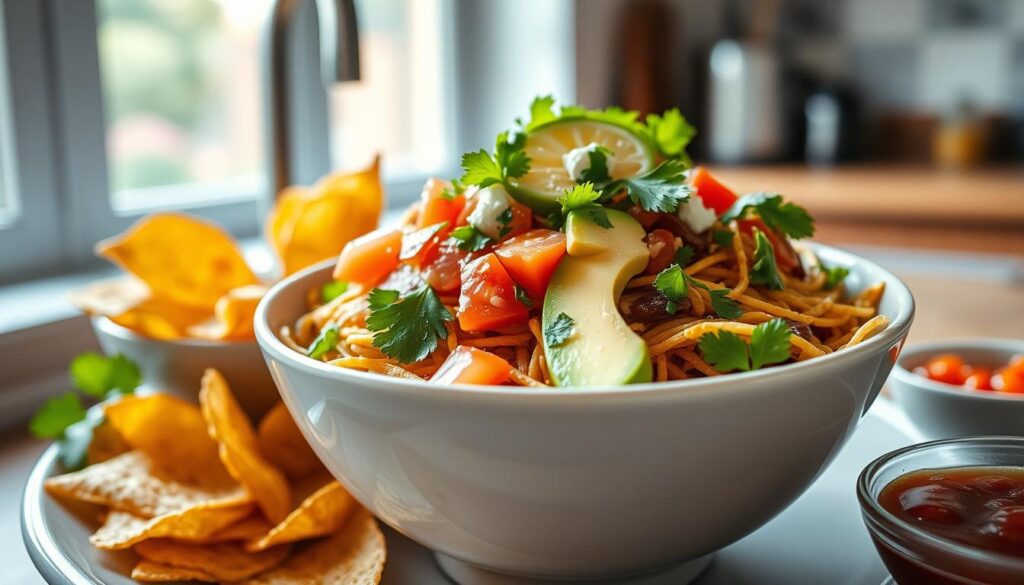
[434,553,714,585]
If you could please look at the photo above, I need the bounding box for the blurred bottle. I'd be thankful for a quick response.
[804,86,860,166]
[933,96,988,170]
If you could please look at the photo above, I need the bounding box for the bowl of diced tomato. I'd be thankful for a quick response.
[890,338,1024,440]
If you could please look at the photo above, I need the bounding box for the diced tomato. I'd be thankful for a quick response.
[643,229,678,275]
[457,254,529,331]
[494,229,566,298]
[738,218,801,272]
[627,206,663,230]
[689,166,738,215]
[422,240,468,294]
[430,346,513,386]
[925,354,968,386]
[399,222,447,268]
[456,194,533,238]
[333,227,402,286]
[994,366,1024,394]
[417,178,465,229]
[964,368,994,391]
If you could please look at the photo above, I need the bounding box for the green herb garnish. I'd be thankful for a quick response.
[557,183,612,228]
[449,225,493,252]
[544,312,576,347]
[321,280,349,303]
[750,230,784,290]
[720,192,815,239]
[307,323,341,360]
[366,285,452,364]
[698,318,792,373]
[823,266,849,290]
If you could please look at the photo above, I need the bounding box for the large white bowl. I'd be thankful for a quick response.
[254,244,915,582]
[92,317,279,418]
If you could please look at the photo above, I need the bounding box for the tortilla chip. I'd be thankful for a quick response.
[268,156,383,276]
[247,479,357,552]
[134,539,291,582]
[201,369,291,523]
[188,284,268,341]
[132,560,218,583]
[228,508,385,585]
[67,276,150,317]
[257,402,323,480]
[69,276,211,339]
[105,394,233,488]
[90,500,254,550]
[85,419,131,466]
[199,514,275,544]
[95,212,257,309]
[44,451,248,518]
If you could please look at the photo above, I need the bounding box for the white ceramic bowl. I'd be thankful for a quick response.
[889,338,1024,440]
[254,244,915,582]
[92,317,279,419]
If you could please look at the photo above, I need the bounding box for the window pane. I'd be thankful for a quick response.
[330,0,452,177]
[97,0,269,210]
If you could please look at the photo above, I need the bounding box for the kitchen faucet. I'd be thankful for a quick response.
[264,0,360,197]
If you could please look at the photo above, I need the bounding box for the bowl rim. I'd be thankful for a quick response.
[892,338,1024,402]
[254,242,915,398]
[91,315,258,348]
[856,435,1024,570]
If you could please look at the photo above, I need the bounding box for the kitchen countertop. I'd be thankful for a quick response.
[713,166,1024,256]
[3,261,1022,584]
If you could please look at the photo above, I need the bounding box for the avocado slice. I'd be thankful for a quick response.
[542,209,653,386]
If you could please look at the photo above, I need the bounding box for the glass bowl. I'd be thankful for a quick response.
[858,437,1024,585]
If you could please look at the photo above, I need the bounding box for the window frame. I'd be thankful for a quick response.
[0,0,63,281]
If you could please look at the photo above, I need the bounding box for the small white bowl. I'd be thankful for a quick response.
[255,243,915,583]
[889,338,1024,440]
[91,317,279,418]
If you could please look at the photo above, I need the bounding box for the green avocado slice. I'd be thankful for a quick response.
[542,209,652,386]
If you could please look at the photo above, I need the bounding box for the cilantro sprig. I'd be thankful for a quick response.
[30,352,142,470]
[449,225,493,252]
[750,230,785,290]
[366,285,452,364]
[557,183,611,228]
[321,280,349,303]
[610,160,693,213]
[544,312,575,347]
[652,246,742,318]
[698,319,792,373]
[720,193,815,239]
[307,323,341,360]
[460,131,530,189]
[823,266,849,290]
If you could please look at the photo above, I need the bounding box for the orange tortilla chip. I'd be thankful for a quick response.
[132,560,217,583]
[201,369,291,523]
[188,284,269,341]
[69,276,211,340]
[257,402,323,480]
[199,514,275,544]
[105,394,233,488]
[90,502,254,550]
[44,451,248,518]
[247,478,357,552]
[228,508,385,585]
[85,419,131,466]
[134,539,291,582]
[95,212,257,309]
[267,156,383,276]
[67,276,150,317]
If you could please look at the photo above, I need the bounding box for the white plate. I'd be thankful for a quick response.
[23,400,919,585]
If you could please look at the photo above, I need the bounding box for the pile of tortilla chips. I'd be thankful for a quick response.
[45,369,386,584]
[70,158,382,341]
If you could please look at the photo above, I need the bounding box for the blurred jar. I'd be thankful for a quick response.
[933,97,988,170]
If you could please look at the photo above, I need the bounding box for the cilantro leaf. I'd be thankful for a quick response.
[307,323,341,360]
[523,95,557,131]
[750,230,785,290]
[368,288,400,310]
[644,108,696,159]
[70,352,141,398]
[823,266,849,290]
[720,193,815,239]
[614,160,692,213]
[544,312,575,347]
[514,285,533,308]
[321,280,349,303]
[713,229,734,248]
[439,178,465,201]
[460,150,503,188]
[749,319,792,370]
[558,183,612,229]
[30,392,87,439]
[698,331,751,373]
[698,318,792,373]
[495,131,530,179]
[675,245,695,267]
[578,146,611,184]
[367,285,452,364]
[707,289,742,319]
[654,265,686,314]
[449,225,493,252]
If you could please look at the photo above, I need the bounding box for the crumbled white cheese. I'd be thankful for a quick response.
[676,195,717,234]
[562,143,612,182]
[467,185,512,238]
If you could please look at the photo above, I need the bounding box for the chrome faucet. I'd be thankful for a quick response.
[264,0,360,197]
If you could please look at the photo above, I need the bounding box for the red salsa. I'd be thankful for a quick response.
[879,466,1024,558]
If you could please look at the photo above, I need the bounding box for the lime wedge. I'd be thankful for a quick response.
[509,119,655,213]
